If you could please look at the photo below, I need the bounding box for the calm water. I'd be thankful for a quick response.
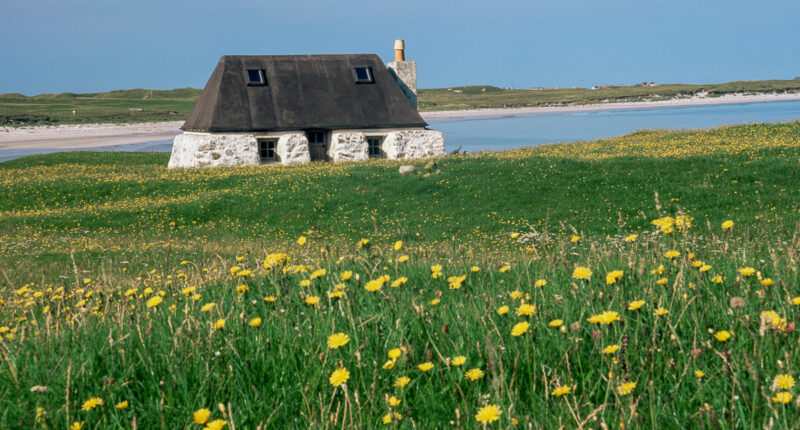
[432,99,800,153]
[2,100,800,163]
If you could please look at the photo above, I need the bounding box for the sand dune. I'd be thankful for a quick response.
[1,93,799,150]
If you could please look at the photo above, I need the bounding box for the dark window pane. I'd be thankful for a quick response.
[354,67,372,82]
[247,69,263,84]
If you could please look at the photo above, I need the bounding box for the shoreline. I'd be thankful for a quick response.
[1,93,799,150]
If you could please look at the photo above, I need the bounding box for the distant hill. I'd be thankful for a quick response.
[3,79,800,126]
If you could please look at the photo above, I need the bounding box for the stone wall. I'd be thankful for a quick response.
[382,129,445,159]
[276,134,311,165]
[328,132,368,162]
[168,127,444,168]
[168,133,259,168]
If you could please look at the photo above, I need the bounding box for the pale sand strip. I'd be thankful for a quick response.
[1,93,799,150]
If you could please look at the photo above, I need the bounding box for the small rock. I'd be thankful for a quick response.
[399,165,416,174]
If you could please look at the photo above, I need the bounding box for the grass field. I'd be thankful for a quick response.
[2,79,800,126]
[1,122,800,428]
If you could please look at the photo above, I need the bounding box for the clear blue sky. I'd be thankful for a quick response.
[2,0,799,95]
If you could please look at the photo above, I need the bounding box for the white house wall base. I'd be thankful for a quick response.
[168,132,259,168]
[167,128,445,168]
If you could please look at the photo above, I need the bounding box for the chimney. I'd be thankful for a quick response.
[387,39,417,109]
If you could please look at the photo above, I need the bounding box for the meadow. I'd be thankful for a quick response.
[3,79,800,125]
[1,122,800,428]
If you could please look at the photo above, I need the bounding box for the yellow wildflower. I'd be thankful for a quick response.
[474,404,502,424]
[465,368,484,381]
[327,333,350,349]
[329,367,350,387]
[248,317,262,328]
[511,321,530,337]
[572,266,592,280]
[551,385,572,396]
[193,408,211,424]
[394,376,410,388]
[418,362,434,372]
[617,381,637,395]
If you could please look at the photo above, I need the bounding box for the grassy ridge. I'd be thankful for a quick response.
[2,79,800,126]
[1,123,800,428]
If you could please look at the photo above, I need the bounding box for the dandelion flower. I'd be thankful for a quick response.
[193,408,212,425]
[534,279,547,287]
[418,362,434,372]
[792,296,800,306]
[474,404,502,424]
[551,385,572,396]
[204,419,227,430]
[656,278,668,286]
[496,306,509,315]
[570,235,581,243]
[664,250,680,259]
[451,356,467,366]
[327,333,350,349]
[201,303,215,312]
[304,296,320,306]
[694,370,704,379]
[617,381,637,395]
[382,359,396,370]
[516,303,536,316]
[248,318,262,328]
[297,236,307,245]
[329,367,350,387]
[470,266,481,272]
[393,240,403,250]
[653,307,669,316]
[146,296,162,308]
[587,311,621,325]
[624,234,638,242]
[81,397,104,411]
[713,330,732,342]
[738,267,755,277]
[465,368,484,381]
[115,400,129,409]
[264,296,277,303]
[572,266,592,280]
[388,348,402,359]
[511,321,530,337]
[340,271,353,281]
[772,391,792,404]
[510,232,520,239]
[214,319,225,329]
[760,278,773,287]
[602,344,620,354]
[70,422,83,430]
[628,300,645,311]
[398,255,409,263]
[388,396,401,407]
[499,265,511,273]
[605,270,624,285]
[549,319,563,328]
[394,376,410,388]
[721,220,734,230]
[711,275,724,284]
[773,374,795,390]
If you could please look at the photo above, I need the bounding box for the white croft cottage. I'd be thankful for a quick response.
[168,40,444,168]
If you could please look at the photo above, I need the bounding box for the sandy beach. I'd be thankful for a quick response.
[1,93,799,151]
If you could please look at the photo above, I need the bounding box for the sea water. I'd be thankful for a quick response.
[432,99,800,153]
[2,100,800,163]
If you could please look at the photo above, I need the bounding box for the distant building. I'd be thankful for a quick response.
[169,40,444,168]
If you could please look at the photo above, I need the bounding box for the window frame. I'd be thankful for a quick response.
[366,136,384,158]
[353,66,374,84]
[258,139,278,163]
[246,69,267,86]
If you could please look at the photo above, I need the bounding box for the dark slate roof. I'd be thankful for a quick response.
[182,54,427,132]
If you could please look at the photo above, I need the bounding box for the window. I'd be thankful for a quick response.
[353,67,373,84]
[307,131,325,144]
[258,139,278,162]
[246,69,266,86]
[367,137,383,158]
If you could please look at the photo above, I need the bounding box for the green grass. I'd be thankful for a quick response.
[1,123,800,428]
[3,79,800,126]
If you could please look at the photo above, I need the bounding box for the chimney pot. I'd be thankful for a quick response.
[394,39,405,62]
